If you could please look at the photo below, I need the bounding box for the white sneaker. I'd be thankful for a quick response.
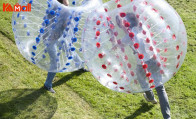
[143,93,157,104]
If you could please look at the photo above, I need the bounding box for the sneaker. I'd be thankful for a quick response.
[44,85,56,93]
[143,93,157,104]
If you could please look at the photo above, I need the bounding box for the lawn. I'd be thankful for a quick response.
[0,0,195,119]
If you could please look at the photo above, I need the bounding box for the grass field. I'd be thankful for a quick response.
[0,0,196,119]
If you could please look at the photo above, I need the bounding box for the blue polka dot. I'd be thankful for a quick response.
[44,19,50,25]
[59,47,62,50]
[44,49,47,53]
[63,34,66,38]
[32,45,37,50]
[32,61,36,64]
[61,40,65,44]
[50,10,55,15]
[48,3,51,8]
[24,24,27,28]
[22,16,25,20]
[58,7,62,11]
[72,1,76,5]
[68,56,73,60]
[79,48,82,52]
[70,47,75,51]
[56,13,60,17]
[32,52,35,56]
[40,28,44,33]
[27,31,30,36]
[46,10,49,14]
[74,27,78,32]
[52,24,56,29]
[66,63,70,66]
[74,17,79,22]
[36,37,40,43]
[56,59,59,62]
[66,28,69,31]
[54,19,58,23]
[67,22,71,25]
[29,0,33,4]
[57,52,61,56]
[31,57,35,61]
[42,55,46,58]
[72,37,77,42]
[17,13,20,18]
[14,21,16,25]
[63,68,67,70]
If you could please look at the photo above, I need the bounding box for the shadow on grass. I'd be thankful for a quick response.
[0,88,57,119]
[53,69,86,88]
[125,102,154,119]
[0,70,86,119]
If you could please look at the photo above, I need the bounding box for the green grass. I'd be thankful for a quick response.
[0,0,196,119]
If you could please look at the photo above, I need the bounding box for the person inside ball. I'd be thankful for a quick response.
[116,12,171,119]
[43,0,86,93]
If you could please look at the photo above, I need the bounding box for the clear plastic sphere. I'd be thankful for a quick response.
[82,0,187,93]
[12,0,102,72]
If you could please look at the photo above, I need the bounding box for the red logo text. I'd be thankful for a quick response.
[3,3,31,12]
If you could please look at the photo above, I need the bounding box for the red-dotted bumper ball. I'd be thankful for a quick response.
[82,0,187,93]
[12,0,102,72]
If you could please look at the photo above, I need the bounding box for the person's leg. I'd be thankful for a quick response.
[156,85,171,119]
[44,72,56,88]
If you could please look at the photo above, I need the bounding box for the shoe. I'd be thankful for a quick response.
[44,85,56,93]
[143,93,157,104]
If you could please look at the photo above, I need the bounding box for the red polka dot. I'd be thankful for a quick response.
[176,45,179,51]
[130,71,135,76]
[96,42,100,48]
[146,72,151,77]
[104,8,108,12]
[129,32,135,38]
[149,79,154,83]
[124,22,130,27]
[134,43,139,49]
[150,85,155,88]
[160,16,164,20]
[142,30,146,35]
[107,73,112,78]
[167,25,170,30]
[157,62,161,67]
[142,64,148,69]
[120,62,123,67]
[136,14,140,18]
[96,20,101,25]
[98,53,104,58]
[124,55,128,60]
[96,31,100,36]
[120,12,126,17]
[164,58,167,62]
[149,46,153,51]
[127,63,132,68]
[146,38,150,43]
[102,64,107,69]
[156,48,160,53]
[160,70,164,74]
[120,87,124,90]
[117,4,122,8]
[153,54,157,60]
[164,48,168,52]
[138,54,144,59]
[172,34,176,40]
[113,82,117,85]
